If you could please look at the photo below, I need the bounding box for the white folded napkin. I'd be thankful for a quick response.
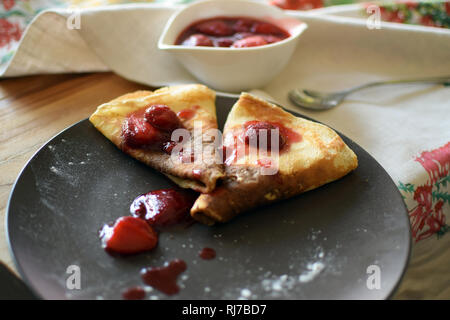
[2,3,450,299]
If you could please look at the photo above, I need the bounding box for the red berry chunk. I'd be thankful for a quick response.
[251,22,283,35]
[122,114,164,148]
[162,141,177,154]
[100,216,158,255]
[232,35,268,48]
[264,35,283,44]
[144,105,181,132]
[195,20,233,36]
[233,18,254,32]
[244,121,286,150]
[235,32,254,39]
[215,38,234,47]
[130,189,197,228]
[176,17,289,48]
[182,34,213,47]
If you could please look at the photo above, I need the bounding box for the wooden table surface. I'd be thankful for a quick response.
[0,72,154,273]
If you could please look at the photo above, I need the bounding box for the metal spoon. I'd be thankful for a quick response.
[288,76,450,111]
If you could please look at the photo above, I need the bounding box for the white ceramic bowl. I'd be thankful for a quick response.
[158,0,308,92]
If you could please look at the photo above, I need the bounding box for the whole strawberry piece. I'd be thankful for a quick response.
[232,35,268,48]
[195,20,233,37]
[122,114,164,148]
[100,216,158,255]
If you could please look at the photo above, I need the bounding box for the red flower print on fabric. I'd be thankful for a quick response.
[415,142,450,184]
[406,142,450,242]
[0,18,22,49]
[3,0,15,11]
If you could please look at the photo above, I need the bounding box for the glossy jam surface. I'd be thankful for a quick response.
[122,104,183,152]
[144,105,181,132]
[199,247,216,260]
[100,216,158,255]
[223,120,302,166]
[177,108,196,121]
[175,17,290,48]
[122,113,166,149]
[244,120,301,149]
[130,188,198,228]
[141,259,187,295]
[244,121,286,150]
[122,286,146,300]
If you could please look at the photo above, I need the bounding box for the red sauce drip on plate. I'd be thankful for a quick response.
[175,16,290,48]
[141,259,187,295]
[122,286,146,300]
[130,188,198,228]
[199,247,216,260]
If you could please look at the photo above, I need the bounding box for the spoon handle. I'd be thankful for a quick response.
[348,76,450,94]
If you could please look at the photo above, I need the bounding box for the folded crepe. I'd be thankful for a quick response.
[191,93,358,225]
[89,84,224,193]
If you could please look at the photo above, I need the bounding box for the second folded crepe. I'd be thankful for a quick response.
[191,93,358,225]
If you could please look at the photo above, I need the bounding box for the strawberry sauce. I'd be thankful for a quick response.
[244,120,302,147]
[141,259,187,295]
[224,120,302,165]
[130,188,198,228]
[175,16,290,48]
[177,105,200,121]
[199,247,216,260]
[122,104,183,152]
[122,286,146,300]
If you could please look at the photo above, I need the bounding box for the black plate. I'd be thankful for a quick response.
[6,95,410,300]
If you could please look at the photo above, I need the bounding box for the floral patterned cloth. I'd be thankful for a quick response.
[399,143,450,242]
[0,0,176,69]
[363,0,450,28]
[1,1,448,70]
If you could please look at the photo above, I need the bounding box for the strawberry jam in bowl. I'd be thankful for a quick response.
[175,17,290,48]
[158,0,307,92]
